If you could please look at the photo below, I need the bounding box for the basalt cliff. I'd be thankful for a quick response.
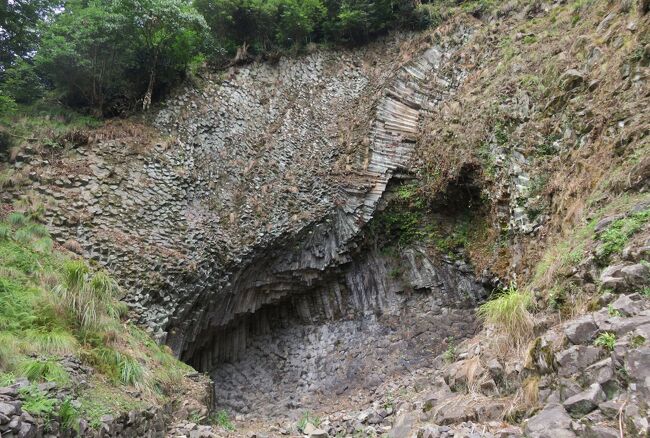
[1,1,650,437]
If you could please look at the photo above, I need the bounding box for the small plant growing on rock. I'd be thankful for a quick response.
[59,397,80,432]
[630,335,646,349]
[641,287,650,298]
[210,410,235,432]
[594,332,616,351]
[607,304,622,317]
[19,385,57,417]
[442,338,457,363]
[297,411,320,432]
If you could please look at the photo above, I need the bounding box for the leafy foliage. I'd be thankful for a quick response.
[594,332,616,351]
[34,0,207,114]
[195,0,425,59]
[19,385,58,417]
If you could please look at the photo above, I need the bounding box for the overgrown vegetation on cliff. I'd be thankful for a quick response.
[0,210,193,430]
[0,0,491,120]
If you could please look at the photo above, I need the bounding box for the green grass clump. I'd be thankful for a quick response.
[297,411,321,432]
[210,410,235,431]
[596,209,650,264]
[0,212,195,427]
[594,332,616,351]
[478,284,534,349]
[19,357,70,386]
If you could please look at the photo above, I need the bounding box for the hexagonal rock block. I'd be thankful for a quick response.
[600,263,650,292]
[563,383,606,417]
[609,293,644,316]
[523,404,576,438]
[564,315,599,345]
[556,345,604,377]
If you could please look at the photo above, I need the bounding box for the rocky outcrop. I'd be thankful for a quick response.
[1,24,478,371]
[0,379,168,438]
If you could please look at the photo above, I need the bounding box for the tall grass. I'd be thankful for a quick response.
[478,284,534,353]
[54,260,123,330]
[0,212,195,427]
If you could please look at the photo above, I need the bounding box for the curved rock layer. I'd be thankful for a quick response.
[164,29,472,367]
[209,247,487,414]
[14,24,479,382]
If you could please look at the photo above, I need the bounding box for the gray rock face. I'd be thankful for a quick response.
[563,383,606,417]
[600,263,650,291]
[556,346,603,377]
[524,404,576,438]
[3,29,477,382]
[210,247,486,415]
[564,315,599,345]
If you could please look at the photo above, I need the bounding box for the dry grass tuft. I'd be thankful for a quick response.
[478,284,534,357]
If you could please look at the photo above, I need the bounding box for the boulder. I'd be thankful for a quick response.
[564,315,599,345]
[625,345,650,398]
[598,399,625,419]
[388,412,417,438]
[556,346,603,377]
[583,425,619,438]
[563,383,606,417]
[432,397,476,425]
[609,293,644,316]
[524,404,576,438]
[0,402,18,418]
[600,263,650,292]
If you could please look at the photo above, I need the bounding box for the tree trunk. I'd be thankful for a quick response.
[143,67,155,111]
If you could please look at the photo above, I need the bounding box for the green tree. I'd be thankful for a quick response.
[115,0,208,110]
[35,0,207,113]
[1,60,44,104]
[0,0,62,72]
[35,0,132,113]
[272,0,326,46]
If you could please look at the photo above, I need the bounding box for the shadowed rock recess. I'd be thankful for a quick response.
[24,25,493,411]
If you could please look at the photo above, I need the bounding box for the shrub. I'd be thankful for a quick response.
[478,284,534,349]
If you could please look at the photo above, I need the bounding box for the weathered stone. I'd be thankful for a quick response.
[564,315,599,345]
[560,69,585,90]
[524,404,576,438]
[600,263,650,292]
[388,412,417,438]
[609,293,644,316]
[563,383,606,417]
[556,346,603,377]
[583,425,619,438]
[0,402,17,418]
